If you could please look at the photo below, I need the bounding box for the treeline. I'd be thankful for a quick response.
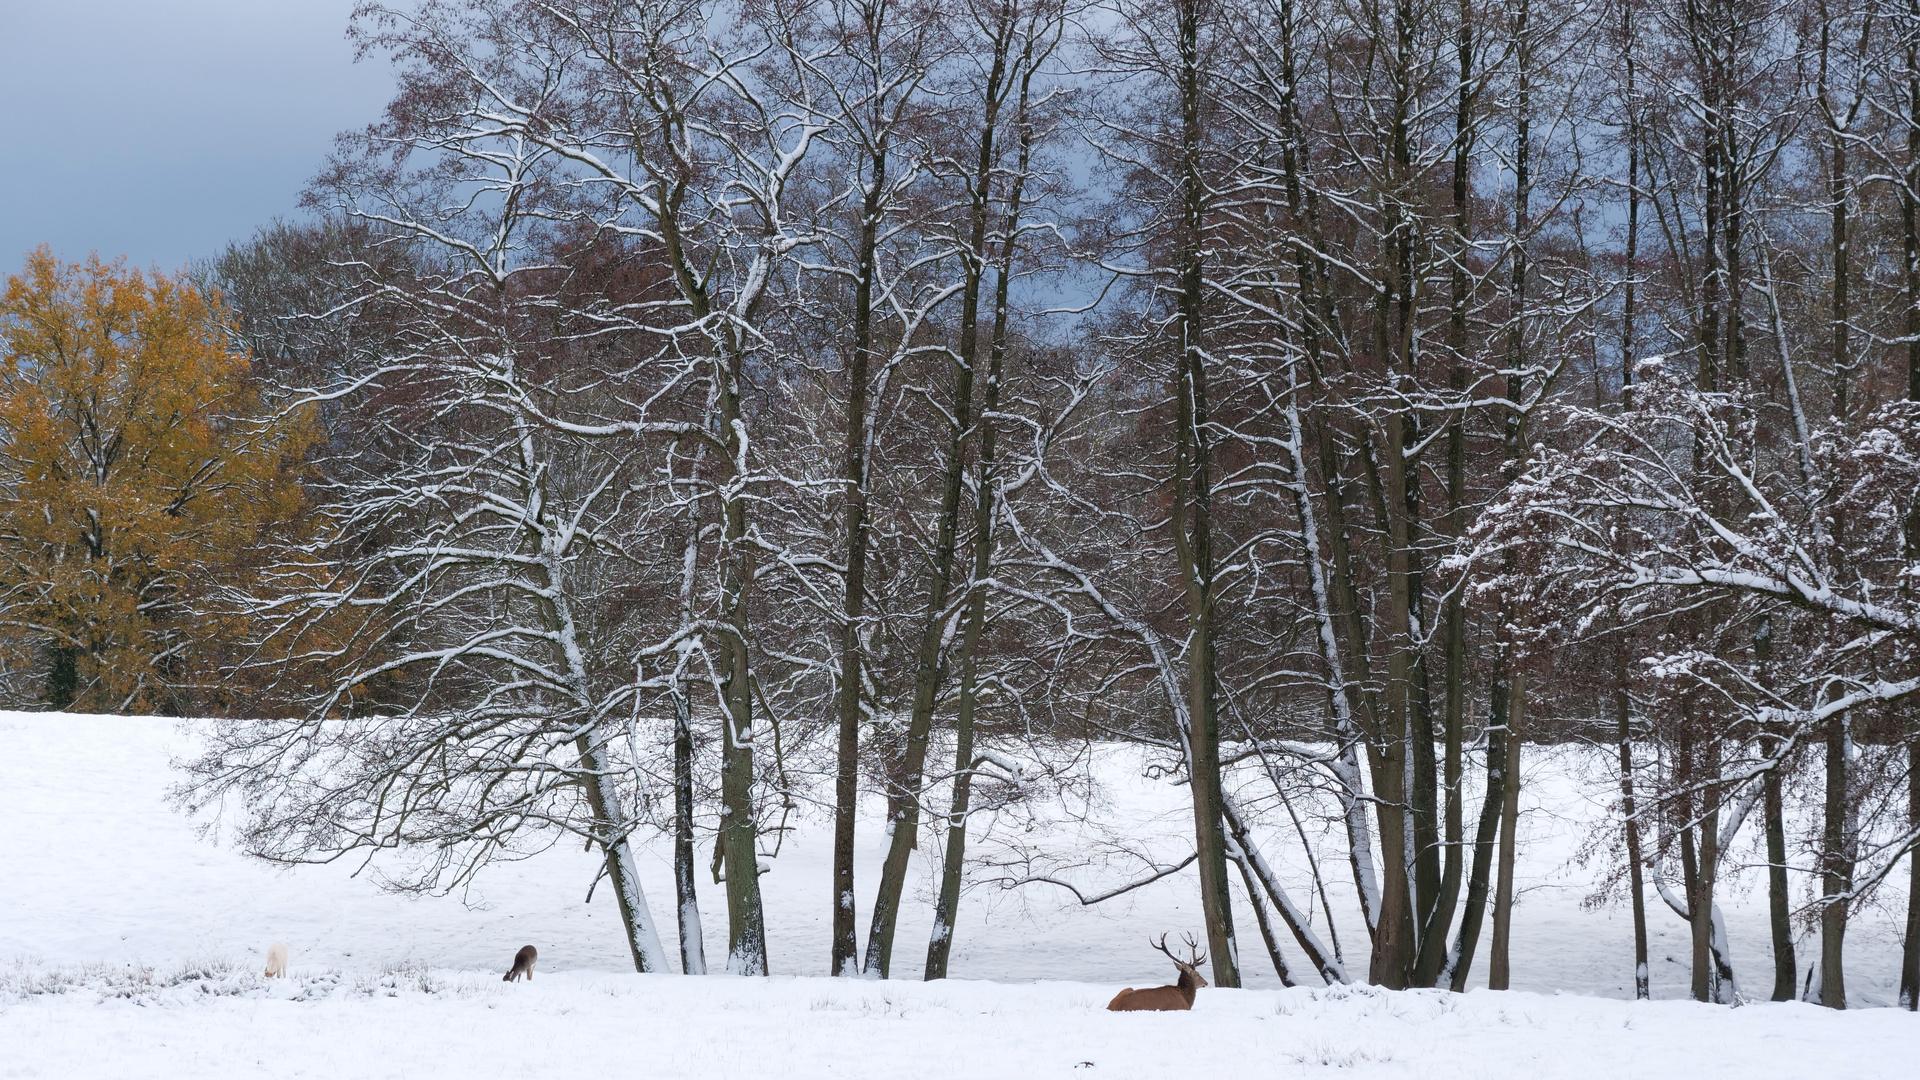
[4,0,1917,1006]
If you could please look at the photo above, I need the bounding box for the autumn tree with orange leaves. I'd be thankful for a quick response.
[0,249,311,713]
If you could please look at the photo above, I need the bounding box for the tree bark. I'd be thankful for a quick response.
[1487,0,1531,993]
[1489,671,1524,990]
[1681,723,1721,1003]
[717,349,768,976]
[1168,0,1240,988]
[1413,0,1474,988]
[1901,718,1920,1009]
[1446,678,1509,991]
[673,684,707,975]
[575,730,671,974]
[1901,4,1920,1013]
[1763,730,1795,1001]
[1821,707,1852,1009]
[1615,8,1650,1002]
[1232,847,1297,987]
[925,39,1040,975]
[1614,652,1650,999]
[830,84,888,980]
[862,85,998,975]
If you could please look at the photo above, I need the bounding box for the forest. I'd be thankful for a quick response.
[1,0,1917,1012]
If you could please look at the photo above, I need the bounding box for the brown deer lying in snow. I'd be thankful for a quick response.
[263,943,288,978]
[504,945,538,982]
[1107,934,1208,1011]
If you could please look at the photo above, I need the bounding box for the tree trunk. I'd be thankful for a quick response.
[1446,679,1509,992]
[1413,0,1474,988]
[1223,793,1347,983]
[830,110,888,980]
[1681,723,1721,1003]
[1233,848,1297,986]
[862,374,973,981]
[1168,0,1240,989]
[717,355,768,975]
[1901,720,1919,1009]
[925,49,1038,975]
[1679,801,1708,1001]
[1487,0,1531,993]
[1614,7,1649,1002]
[1614,652,1650,999]
[1821,707,1851,1009]
[1489,670,1524,990]
[576,731,671,974]
[1271,0,1384,946]
[673,686,707,975]
[1763,732,1795,1001]
[1901,8,1920,1014]
[862,200,992,984]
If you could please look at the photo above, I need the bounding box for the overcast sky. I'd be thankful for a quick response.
[0,0,391,272]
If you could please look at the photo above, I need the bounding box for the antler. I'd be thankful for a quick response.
[1181,932,1207,968]
[1150,933,1207,968]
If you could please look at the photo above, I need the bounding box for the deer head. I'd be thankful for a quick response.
[1152,933,1209,989]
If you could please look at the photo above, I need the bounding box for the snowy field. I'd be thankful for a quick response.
[2,711,1914,1078]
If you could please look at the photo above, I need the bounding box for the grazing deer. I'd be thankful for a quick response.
[504,945,538,982]
[1106,934,1208,1012]
[263,943,288,978]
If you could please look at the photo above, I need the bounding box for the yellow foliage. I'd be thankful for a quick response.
[0,248,313,713]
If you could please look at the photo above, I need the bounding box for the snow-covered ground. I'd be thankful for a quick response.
[2,711,1913,1078]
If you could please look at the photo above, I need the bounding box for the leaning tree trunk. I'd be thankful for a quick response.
[861,370,972,980]
[575,726,672,974]
[1232,846,1297,987]
[1270,0,1383,946]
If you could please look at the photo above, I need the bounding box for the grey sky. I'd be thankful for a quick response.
[0,0,391,272]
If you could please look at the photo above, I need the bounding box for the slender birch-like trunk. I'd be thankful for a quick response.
[1757,614,1793,1001]
[1268,0,1384,943]
[829,70,887,983]
[1615,651,1650,999]
[1902,717,1920,1008]
[1487,0,1532,991]
[926,5,1051,979]
[1413,0,1476,987]
[1166,0,1241,988]
[1901,2,1920,1011]
[863,60,994,977]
